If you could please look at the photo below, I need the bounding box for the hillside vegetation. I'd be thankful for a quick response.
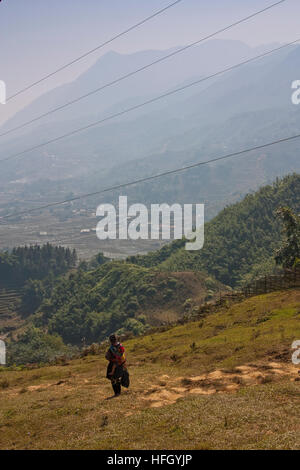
[0,244,77,288]
[129,174,300,286]
[0,289,299,450]
[6,262,225,364]
[2,175,299,365]
[0,245,78,351]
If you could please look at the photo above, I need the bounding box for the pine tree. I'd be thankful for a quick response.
[275,207,300,269]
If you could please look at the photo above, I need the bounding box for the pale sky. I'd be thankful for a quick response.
[0,0,299,124]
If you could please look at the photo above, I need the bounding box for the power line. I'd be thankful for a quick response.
[1,37,298,166]
[2,130,300,221]
[1,0,288,139]
[6,0,185,102]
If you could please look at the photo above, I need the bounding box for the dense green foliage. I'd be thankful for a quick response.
[2,175,299,365]
[0,244,77,287]
[21,279,48,316]
[30,261,221,346]
[37,263,168,344]
[7,327,75,366]
[127,239,186,268]
[129,174,300,286]
[275,207,300,268]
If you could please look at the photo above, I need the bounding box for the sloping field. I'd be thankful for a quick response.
[0,289,299,450]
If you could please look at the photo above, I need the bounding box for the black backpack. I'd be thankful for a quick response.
[121,369,130,388]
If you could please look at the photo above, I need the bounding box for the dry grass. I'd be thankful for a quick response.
[0,289,299,450]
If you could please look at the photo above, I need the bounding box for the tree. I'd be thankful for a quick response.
[275,207,300,269]
[21,279,45,316]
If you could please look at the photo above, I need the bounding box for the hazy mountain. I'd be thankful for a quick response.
[1,39,262,134]
[0,39,300,224]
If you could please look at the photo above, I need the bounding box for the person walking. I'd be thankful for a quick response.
[105,334,129,397]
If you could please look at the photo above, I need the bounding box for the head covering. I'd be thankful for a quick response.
[109,334,117,343]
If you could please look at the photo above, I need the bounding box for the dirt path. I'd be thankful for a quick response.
[4,359,299,414]
[140,361,300,408]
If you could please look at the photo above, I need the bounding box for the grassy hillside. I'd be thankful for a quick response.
[37,261,225,344]
[129,174,300,286]
[0,289,299,450]
[4,261,225,363]
[2,174,299,364]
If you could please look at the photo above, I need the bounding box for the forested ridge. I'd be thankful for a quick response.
[129,174,300,286]
[1,174,299,365]
[0,244,77,287]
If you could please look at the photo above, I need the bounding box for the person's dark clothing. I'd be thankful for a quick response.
[106,362,124,380]
[105,342,129,396]
[112,380,121,396]
[106,359,129,395]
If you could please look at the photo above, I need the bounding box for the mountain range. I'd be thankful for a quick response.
[1,38,300,236]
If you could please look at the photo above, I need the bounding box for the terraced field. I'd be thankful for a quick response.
[0,287,24,340]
